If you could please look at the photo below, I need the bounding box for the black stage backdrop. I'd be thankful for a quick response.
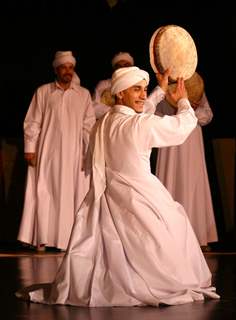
[0,0,235,138]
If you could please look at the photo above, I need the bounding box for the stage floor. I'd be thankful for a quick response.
[0,249,235,320]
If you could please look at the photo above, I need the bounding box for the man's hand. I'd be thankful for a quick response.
[166,77,188,108]
[155,69,170,92]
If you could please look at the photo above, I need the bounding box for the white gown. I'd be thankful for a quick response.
[17,92,219,306]
[155,94,218,245]
[17,81,96,250]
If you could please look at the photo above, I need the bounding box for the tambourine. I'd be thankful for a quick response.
[149,25,198,82]
[100,88,115,107]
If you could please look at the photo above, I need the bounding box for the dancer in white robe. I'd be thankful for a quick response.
[16,66,219,306]
[154,94,218,246]
[17,51,96,251]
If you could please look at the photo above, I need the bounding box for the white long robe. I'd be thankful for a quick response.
[155,94,218,245]
[17,81,96,250]
[18,88,219,306]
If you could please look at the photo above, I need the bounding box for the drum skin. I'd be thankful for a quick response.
[149,25,198,82]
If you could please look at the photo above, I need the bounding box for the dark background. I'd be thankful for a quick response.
[0,0,235,138]
[0,0,235,247]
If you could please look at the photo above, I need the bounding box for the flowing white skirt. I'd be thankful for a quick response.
[17,168,219,306]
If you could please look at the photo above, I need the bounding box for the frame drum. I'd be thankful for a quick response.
[167,72,204,107]
[149,25,198,81]
[100,88,115,107]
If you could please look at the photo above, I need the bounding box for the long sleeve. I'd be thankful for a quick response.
[83,91,96,152]
[143,99,198,149]
[144,86,166,114]
[24,88,44,153]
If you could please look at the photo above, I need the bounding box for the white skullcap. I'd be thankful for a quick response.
[52,51,76,69]
[110,66,149,95]
[111,52,134,68]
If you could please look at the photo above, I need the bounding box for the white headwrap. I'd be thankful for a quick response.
[110,66,150,95]
[52,51,76,69]
[111,52,134,68]
[52,51,80,85]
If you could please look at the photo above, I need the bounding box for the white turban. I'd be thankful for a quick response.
[111,52,134,68]
[110,66,150,95]
[52,51,76,69]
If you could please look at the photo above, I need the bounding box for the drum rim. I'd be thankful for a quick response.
[149,25,198,81]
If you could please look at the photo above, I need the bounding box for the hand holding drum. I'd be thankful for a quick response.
[167,71,204,108]
[156,69,188,108]
[150,25,204,107]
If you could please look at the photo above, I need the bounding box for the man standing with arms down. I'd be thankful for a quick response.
[17,66,219,306]
[17,51,96,251]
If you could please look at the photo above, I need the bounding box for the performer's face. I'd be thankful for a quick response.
[55,63,75,84]
[118,80,148,113]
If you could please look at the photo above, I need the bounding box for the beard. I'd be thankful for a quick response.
[61,73,73,83]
